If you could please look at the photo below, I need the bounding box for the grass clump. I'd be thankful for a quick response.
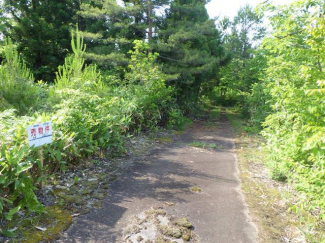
[189,141,206,148]
[190,186,202,193]
[156,137,172,143]
[208,144,217,149]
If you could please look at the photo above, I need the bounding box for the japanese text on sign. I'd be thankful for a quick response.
[27,122,52,147]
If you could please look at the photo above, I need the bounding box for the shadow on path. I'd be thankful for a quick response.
[56,112,257,243]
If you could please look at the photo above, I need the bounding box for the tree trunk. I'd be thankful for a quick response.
[147,0,153,40]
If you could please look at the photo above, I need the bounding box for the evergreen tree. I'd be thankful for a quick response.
[155,0,224,105]
[1,0,79,81]
[78,0,130,69]
[78,0,170,71]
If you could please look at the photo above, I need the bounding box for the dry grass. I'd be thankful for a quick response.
[227,108,307,243]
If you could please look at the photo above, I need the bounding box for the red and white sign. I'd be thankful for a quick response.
[27,122,52,147]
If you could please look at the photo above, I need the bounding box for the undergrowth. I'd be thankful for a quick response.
[0,32,188,237]
[226,107,325,243]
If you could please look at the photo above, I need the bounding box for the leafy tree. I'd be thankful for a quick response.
[217,5,266,104]
[257,0,325,221]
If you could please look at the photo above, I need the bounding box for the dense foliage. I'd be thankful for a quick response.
[223,0,325,233]
[257,1,325,220]
[1,0,325,240]
[1,0,78,81]
[216,0,325,235]
[0,32,185,223]
[156,0,223,105]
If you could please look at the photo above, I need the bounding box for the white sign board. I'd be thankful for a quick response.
[27,122,53,147]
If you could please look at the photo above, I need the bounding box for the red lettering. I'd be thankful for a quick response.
[31,128,36,138]
[38,127,43,135]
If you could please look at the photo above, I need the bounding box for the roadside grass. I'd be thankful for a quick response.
[189,141,207,148]
[188,141,218,149]
[225,107,324,243]
[156,136,173,143]
[208,144,217,149]
[209,107,221,121]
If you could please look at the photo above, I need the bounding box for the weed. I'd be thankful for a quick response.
[190,186,202,193]
[189,141,206,148]
[208,144,217,149]
[156,137,172,143]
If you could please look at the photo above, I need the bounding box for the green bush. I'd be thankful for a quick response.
[0,110,43,219]
[0,39,43,115]
[260,2,325,220]
[241,82,272,128]
[0,34,188,222]
[124,40,180,131]
[167,108,191,130]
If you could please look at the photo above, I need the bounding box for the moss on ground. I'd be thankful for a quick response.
[8,207,73,243]
[190,186,202,193]
[188,141,206,148]
[173,130,185,135]
[156,136,172,143]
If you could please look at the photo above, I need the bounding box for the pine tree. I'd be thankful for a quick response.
[77,0,170,71]
[77,0,130,69]
[1,0,79,81]
[155,0,224,105]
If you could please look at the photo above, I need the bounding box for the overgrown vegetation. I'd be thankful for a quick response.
[1,0,325,241]
[251,1,325,222]
[206,2,325,238]
[221,1,325,240]
[0,32,186,229]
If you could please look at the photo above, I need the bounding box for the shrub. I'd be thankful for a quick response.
[124,40,180,131]
[0,111,43,219]
[260,2,325,219]
[0,34,188,222]
[0,39,42,115]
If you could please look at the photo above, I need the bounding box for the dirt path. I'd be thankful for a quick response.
[56,113,257,243]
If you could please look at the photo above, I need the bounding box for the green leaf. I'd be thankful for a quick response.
[5,205,22,220]
[0,228,18,238]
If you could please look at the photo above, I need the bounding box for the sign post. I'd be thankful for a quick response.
[27,122,53,148]
[27,122,53,188]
